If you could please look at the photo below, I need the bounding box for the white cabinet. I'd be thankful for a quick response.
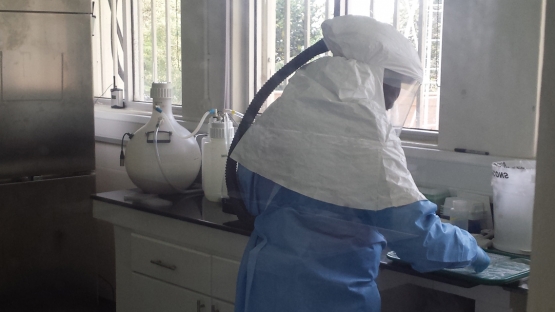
[211,256,241,303]
[132,273,212,312]
[130,233,212,294]
[93,200,249,312]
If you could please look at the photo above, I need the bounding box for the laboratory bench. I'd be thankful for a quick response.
[92,189,528,312]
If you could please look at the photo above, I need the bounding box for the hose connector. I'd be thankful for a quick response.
[119,132,134,166]
[120,150,125,166]
[155,117,163,128]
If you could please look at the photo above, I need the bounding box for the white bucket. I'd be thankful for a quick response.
[491,160,536,254]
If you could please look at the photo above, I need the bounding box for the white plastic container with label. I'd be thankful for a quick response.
[202,117,234,202]
[491,160,536,255]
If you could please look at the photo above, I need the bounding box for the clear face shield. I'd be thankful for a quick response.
[383,69,421,136]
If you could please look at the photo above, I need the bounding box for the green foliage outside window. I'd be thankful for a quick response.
[274,0,327,90]
[141,0,182,104]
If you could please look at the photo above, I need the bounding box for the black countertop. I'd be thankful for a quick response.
[92,189,528,292]
[91,188,252,236]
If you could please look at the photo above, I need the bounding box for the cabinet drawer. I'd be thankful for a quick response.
[131,233,211,294]
[132,273,212,312]
[211,256,240,303]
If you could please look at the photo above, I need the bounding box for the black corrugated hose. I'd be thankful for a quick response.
[225,39,329,229]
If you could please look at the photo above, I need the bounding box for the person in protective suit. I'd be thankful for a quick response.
[229,16,490,312]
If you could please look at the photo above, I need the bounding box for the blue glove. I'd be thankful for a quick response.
[471,248,490,273]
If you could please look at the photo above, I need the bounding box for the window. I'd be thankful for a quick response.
[92,0,182,105]
[256,0,444,131]
[94,0,442,129]
[92,0,126,100]
[135,0,182,104]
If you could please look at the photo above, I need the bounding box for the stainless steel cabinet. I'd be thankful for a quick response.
[0,1,94,179]
[0,0,96,302]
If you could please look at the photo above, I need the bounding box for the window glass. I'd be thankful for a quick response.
[273,0,330,92]
[260,0,443,130]
[137,0,182,104]
[93,0,183,105]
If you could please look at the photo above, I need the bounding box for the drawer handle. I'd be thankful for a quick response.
[197,300,205,312]
[150,259,177,271]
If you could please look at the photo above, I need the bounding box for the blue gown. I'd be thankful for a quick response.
[234,165,490,312]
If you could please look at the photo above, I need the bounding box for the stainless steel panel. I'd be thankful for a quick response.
[0,175,97,301]
[0,12,95,178]
[2,51,63,101]
[0,0,91,14]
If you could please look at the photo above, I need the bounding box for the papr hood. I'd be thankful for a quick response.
[230,16,425,211]
[322,15,422,83]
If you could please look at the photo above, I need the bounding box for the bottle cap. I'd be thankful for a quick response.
[150,82,173,99]
[209,121,234,139]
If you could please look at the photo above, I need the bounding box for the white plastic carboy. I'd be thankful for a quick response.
[124,82,202,194]
[202,116,234,202]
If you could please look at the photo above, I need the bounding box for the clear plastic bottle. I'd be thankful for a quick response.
[450,199,470,231]
[201,116,234,202]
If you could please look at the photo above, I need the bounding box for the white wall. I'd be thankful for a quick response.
[439,0,542,159]
[404,147,505,197]
[95,142,136,193]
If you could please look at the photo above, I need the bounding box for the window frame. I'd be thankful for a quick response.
[94,0,183,110]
